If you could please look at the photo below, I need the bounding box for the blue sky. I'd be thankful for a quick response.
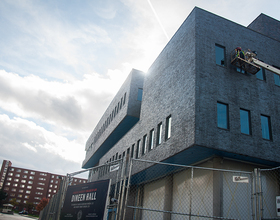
[0,0,279,175]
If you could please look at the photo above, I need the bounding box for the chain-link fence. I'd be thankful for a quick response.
[39,159,124,220]
[88,159,125,220]
[39,158,280,220]
[259,167,280,220]
[124,159,254,220]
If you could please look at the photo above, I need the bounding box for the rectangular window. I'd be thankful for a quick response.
[136,140,141,159]
[165,116,172,140]
[256,68,265,80]
[215,44,225,66]
[137,88,143,101]
[131,144,135,159]
[142,135,147,155]
[217,102,229,129]
[273,66,280,86]
[236,67,246,74]
[123,93,126,105]
[240,109,251,135]
[156,123,162,145]
[274,74,280,86]
[149,129,154,151]
[261,115,272,140]
[126,148,130,160]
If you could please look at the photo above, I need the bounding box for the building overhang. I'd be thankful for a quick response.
[130,145,280,185]
[82,115,139,169]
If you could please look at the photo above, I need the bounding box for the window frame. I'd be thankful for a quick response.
[156,122,162,146]
[261,114,272,140]
[136,140,141,159]
[217,102,229,129]
[240,109,251,135]
[256,67,266,81]
[142,135,147,155]
[165,115,172,140]
[215,44,226,66]
[131,144,135,159]
[137,88,143,101]
[148,129,154,151]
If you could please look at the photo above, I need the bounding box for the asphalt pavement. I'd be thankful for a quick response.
[0,213,38,220]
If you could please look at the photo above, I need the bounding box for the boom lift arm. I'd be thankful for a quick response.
[245,51,280,76]
[231,49,280,76]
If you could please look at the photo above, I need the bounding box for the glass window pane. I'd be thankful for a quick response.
[240,109,251,135]
[215,45,225,66]
[166,116,172,140]
[131,144,134,159]
[136,140,141,158]
[137,88,143,101]
[217,102,228,129]
[157,123,162,145]
[149,129,154,151]
[274,74,280,86]
[256,68,265,80]
[261,115,271,140]
[142,135,147,155]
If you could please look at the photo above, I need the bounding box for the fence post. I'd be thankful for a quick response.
[115,159,125,220]
[56,176,67,220]
[122,156,134,220]
[251,171,256,220]
[189,167,193,220]
[257,169,263,220]
[254,168,262,220]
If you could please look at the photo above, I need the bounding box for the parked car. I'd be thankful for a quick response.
[19,210,28,215]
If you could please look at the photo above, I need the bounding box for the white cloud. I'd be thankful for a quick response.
[0,68,129,132]
[0,113,85,173]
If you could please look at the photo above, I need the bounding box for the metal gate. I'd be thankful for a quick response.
[258,167,280,220]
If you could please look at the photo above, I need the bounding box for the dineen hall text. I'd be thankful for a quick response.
[71,192,97,202]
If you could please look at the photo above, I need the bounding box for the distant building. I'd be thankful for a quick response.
[0,160,87,206]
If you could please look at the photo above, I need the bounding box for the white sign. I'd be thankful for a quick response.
[276,196,280,216]
[233,176,249,183]
[110,164,119,172]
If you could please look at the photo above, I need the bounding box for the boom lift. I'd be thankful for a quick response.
[231,49,280,76]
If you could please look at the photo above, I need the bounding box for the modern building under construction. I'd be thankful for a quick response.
[82,7,280,220]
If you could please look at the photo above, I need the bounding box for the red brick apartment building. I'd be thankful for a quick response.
[0,160,87,206]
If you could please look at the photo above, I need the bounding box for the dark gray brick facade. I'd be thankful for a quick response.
[84,7,280,169]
